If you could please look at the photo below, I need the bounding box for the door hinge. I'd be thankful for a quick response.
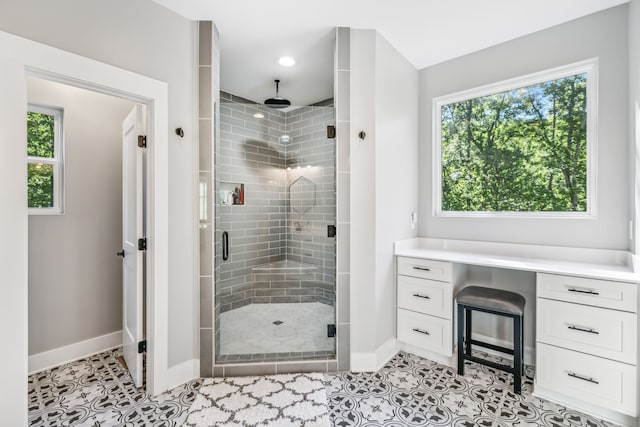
[138,238,147,251]
[327,225,336,238]
[138,340,147,354]
[327,324,336,338]
[138,135,147,148]
[327,125,336,139]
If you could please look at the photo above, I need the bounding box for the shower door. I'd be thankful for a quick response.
[214,93,336,364]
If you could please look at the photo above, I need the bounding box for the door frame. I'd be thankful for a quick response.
[0,31,169,398]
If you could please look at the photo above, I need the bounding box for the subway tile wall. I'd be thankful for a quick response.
[199,26,351,376]
[214,94,336,362]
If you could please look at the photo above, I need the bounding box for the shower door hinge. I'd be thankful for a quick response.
[327,225,336,238]
[327,324,336,338]
[138,340,147,354]
[138,238,147,251]
[138,135,147,148]
[327,125,336,139]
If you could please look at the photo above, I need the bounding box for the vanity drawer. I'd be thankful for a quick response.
[397,309,452,356]
[537,273,637,312]
[536,343,637,416]
[397,257,452,282]
[397,276,452,319]
[537,298,637,364]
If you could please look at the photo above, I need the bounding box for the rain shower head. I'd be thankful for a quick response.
[264,79,291,109]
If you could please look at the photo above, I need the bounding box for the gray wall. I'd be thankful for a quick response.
[419,5,629,250]
[0,0,199,367]
[27,77,135,355]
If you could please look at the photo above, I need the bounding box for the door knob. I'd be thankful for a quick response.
[116,250,125,258]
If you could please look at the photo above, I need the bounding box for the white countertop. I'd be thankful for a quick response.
[394,238,640,283]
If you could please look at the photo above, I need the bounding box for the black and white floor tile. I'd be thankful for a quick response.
[28,348,202,427]
[325,351,616,427]
[28,348,617,426]
[184,373,330,426]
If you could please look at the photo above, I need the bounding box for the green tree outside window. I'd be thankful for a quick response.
[27,108,62,210]
[440,72,589,213]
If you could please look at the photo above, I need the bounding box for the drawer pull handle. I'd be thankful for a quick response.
[413,266,431,272]
[567,372,599,385]
[567,325,599,334]
[412,293,431,300]
[412,328,430,335]
[567,287,599,296]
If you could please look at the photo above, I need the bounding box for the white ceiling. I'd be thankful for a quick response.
[152,0,628,106]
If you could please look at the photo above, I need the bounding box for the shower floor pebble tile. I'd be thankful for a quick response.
[219,302,335,355]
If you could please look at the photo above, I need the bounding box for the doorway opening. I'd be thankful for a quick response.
[26,75,148,388]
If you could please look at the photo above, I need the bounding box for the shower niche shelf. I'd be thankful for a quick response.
[219,182,245,206]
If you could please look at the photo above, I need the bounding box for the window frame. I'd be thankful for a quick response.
[27,103,64,215]
[432,58,598,219]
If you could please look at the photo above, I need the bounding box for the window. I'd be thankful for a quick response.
[433,59,597,217]
[27,104,64,214]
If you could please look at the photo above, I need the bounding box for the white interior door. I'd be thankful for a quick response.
[122,104,145,388]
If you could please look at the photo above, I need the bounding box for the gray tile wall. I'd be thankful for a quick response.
[215,95,288,314]
[285,105,337,304]
[198,21,219,377]
[214,95,336,362]
[335,27,351,372]
[199,27,351,376]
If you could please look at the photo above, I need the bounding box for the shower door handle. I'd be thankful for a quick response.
[222,231,229,261]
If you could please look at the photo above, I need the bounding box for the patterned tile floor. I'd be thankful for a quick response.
[28,348,617,426]
[325,351,616,427]
[28,349,201,426]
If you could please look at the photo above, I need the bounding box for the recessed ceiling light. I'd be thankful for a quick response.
[253,113,264,118]
[278,56,296,67]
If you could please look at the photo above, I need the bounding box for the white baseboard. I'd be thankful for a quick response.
[398,341,456,367]
[166,358,199,391]
[29,330,122,374]
[351,338,400,372]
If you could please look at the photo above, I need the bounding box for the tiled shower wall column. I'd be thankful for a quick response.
[335,27,351,372]
[198,21,219,378]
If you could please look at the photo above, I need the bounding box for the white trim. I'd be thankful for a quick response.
[27,103,64,215]
[432,58,599,218]
[350,338,400,372]
[28,331,122,375]
[166,359,199,391]
[0,30,170,396]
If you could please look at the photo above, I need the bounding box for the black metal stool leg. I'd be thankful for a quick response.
[464,308,472,356]
[513,315,522,394]
[457,304,465,375]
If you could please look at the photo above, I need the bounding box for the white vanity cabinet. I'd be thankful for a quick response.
[394,237,640,426]
[396,257,458,357]
[535,273,638,419]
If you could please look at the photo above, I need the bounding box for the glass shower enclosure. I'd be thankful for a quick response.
[214,92,336,364]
